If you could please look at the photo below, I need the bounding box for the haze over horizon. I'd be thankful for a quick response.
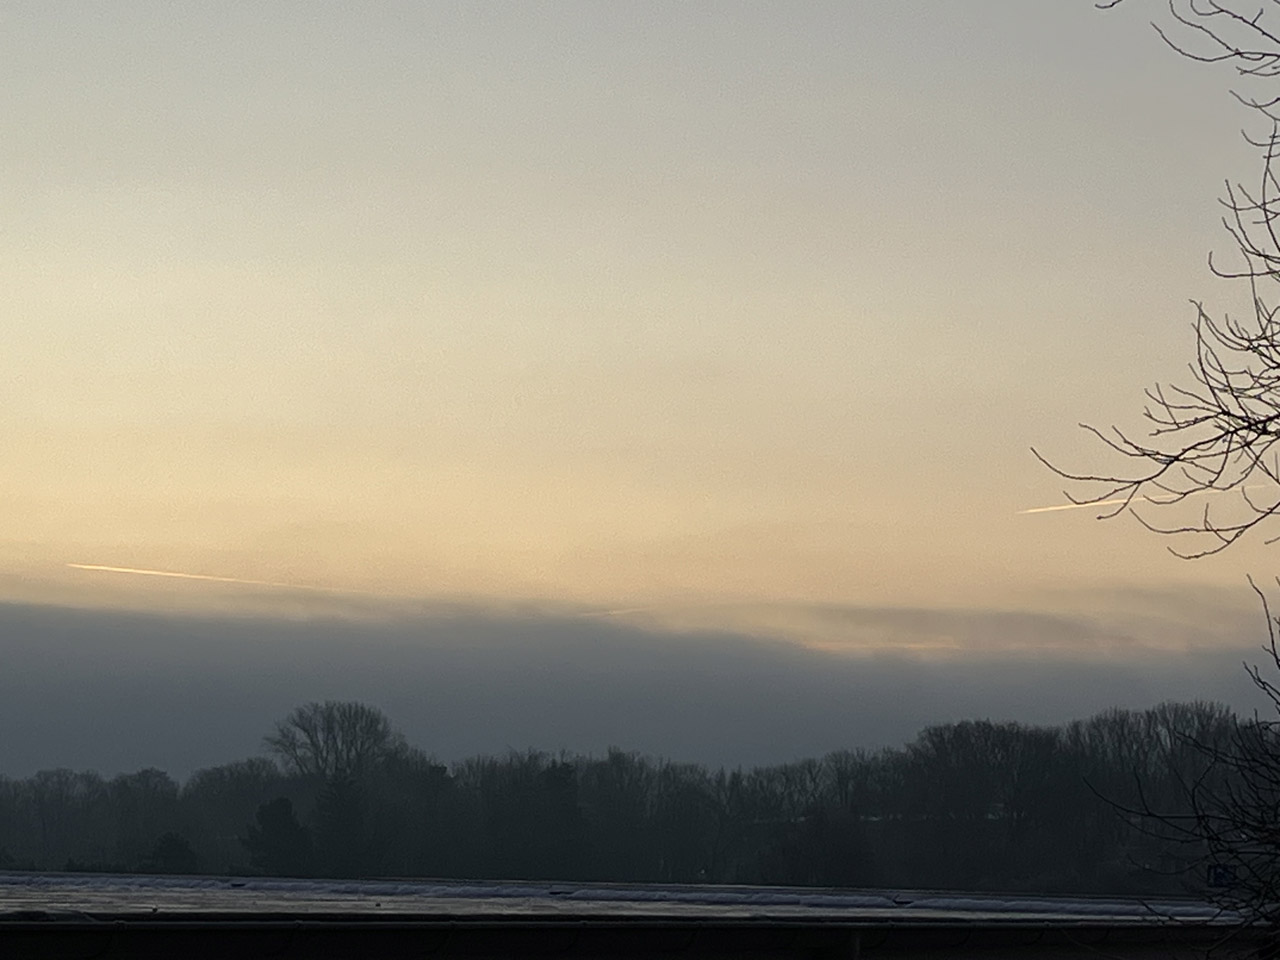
[7,1,1280,773]
[1,597,1273,781]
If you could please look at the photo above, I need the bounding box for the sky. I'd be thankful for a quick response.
[5,2,1280,772]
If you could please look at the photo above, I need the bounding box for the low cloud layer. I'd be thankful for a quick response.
[0,599,1273,780]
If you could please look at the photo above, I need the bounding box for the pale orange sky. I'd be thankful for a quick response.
[3,2,1274,650]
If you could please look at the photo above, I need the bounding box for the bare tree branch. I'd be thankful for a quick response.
[1042,2,1280,556]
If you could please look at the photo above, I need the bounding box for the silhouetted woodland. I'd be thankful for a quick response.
[0,699,1242,894]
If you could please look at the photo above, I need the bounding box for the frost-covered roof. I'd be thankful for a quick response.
[0,872,1238,924]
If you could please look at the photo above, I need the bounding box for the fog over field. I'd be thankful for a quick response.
[0,595,1269,780]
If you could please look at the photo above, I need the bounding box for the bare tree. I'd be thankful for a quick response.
[264,701,405,782]
[1105,588,1280,951]
[1039,1,1280,557]
[1038,7,1280,952]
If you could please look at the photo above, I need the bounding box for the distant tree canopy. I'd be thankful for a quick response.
[264,701,405,782]
[242,797,312,878]
[0,698,1243,895]
[143,832,199,875]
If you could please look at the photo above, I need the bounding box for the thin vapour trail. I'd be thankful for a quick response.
[1017,485,1266,516]
[65,563,331,592]
[1016,498,1131,516]
[67,563,665,615]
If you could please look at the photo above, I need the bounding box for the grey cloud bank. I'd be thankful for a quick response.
[0,600,1270,780]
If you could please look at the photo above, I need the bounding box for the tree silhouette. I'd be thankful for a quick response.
[143,832,199,874]
[242,797,313,877]
[1038,10,1280,942]
[1,698,1258,893]
[313,778,370,878]
[264,701,404,782]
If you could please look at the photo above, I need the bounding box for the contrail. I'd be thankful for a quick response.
[66,563,328,592]
[1016,498,1132,516]
[1018,485,1266,516]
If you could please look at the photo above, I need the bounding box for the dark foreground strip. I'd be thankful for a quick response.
[0,917,1256,960]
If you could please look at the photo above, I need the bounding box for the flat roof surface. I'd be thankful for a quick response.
[0,873,1234,921]
[0,875,1254,959]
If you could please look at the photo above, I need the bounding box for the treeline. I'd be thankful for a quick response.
[0,699,1238,894]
